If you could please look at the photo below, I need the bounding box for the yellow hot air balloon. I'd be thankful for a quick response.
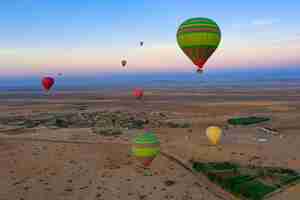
[206,126,222,145]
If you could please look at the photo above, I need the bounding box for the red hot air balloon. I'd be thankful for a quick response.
[133,88,144,100]
[42,77,55,92]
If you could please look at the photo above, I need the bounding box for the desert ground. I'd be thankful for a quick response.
[1,87,300,200]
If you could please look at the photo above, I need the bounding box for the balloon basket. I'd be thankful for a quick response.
[136,165,153,176]
[208,145,222,151]
[143,168,152,176]
[196,69,203,74]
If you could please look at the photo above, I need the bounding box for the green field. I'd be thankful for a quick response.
[192,162,300,200]
[227,117,270,126]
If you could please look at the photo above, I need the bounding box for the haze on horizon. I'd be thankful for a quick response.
[0,0,299,78]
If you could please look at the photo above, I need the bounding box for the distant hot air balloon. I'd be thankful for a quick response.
[206,126,222,145]
[133,88,144,100]
[121,60,127,67]
[177,17,221,73]
[140,41,144,47]
[131,130,160,169]
[58,73,62,76]
[42,77,55,92]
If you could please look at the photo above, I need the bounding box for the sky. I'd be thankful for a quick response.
[0,0,299,77]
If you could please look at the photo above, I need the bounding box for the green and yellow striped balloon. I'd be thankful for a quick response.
[131,131,160,167]
[177,17,221,72]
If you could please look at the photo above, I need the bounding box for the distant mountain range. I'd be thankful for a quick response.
[0,67,299,91]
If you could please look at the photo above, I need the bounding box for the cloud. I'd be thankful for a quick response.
[271,33,300,48]
[230,18,281,34]
[251,18,280,26]
[0,48,18,55]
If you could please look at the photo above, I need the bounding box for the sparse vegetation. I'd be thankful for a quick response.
[0,111,192,134]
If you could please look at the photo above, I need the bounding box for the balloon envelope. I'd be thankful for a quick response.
[140,41,144,46]
[42,77,55,91]
[121,60,127,67]
[177,17,221,72]
[206,126,222,145]
[133,88,144,99]
[131,130,160,167]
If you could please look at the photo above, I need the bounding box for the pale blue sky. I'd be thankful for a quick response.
[0,0,299,77]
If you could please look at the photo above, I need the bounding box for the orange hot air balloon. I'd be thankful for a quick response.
[133,88,144,100]
[42,77,55,92]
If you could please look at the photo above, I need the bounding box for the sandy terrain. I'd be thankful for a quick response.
[0,88,300,200]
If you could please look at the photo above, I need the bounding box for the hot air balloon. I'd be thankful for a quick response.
[206,126,222,145]
[121,60,127,67]
[42,77,55,92]
[140,41,144,47]
[58,73,62,76]
[133,88,144,100]
[177,17,221,73]
[131,130,160,172]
